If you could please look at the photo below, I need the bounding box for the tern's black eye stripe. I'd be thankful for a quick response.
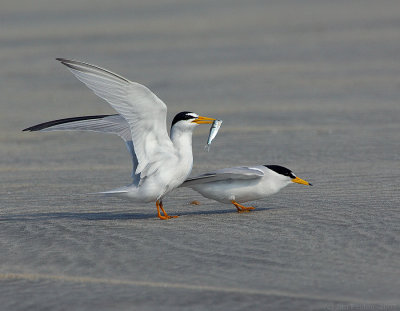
[264,165,295,178]
[171,111,195,128]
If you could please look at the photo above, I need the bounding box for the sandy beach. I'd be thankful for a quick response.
[1,1,399,310]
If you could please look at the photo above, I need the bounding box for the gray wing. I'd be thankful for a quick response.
[180,166,264,187]
[56,58,175,179]
[23,114,141,184]
[23,114,131,141]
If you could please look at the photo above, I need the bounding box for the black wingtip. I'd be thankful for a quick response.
[55,57,68,64]
[56,57,70,62]
[56,58,78,70]
[56,58,75,69]
[22,115,114,132]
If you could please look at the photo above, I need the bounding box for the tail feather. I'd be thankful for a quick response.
[97,186,131,195]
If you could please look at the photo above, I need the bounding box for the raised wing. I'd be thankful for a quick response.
[56,58,175,178]
[181,166,264,187]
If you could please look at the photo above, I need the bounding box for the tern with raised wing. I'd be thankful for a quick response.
[24,58,216,219]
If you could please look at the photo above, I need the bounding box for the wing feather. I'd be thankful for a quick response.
[23,114,131,141]
[23,114,141,184]
[181,166,264,187]
[56,58,174,178]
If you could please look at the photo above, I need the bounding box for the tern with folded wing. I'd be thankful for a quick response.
[180,165,312,212]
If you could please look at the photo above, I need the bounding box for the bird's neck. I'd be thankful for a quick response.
[170,129,194,174]
[170,128,194,155]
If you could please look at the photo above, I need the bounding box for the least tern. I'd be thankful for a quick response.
[24,58,215,219]
[180,165,312,212]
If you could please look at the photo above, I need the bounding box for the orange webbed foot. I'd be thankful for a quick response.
[231,200,255,213]
[156,200,179,220]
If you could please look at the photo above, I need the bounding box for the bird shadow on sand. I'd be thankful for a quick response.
[0,207,279,222]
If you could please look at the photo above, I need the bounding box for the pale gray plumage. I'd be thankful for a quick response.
[56,58,174,179]
[37,114,131,141]
[181,165,312,211]
[25,114,140,182]
[182,166,264,187]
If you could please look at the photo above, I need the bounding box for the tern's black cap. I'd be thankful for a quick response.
[171,111,196,128]
[264,165,296,179]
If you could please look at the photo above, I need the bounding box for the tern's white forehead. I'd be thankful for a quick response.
[187,112,198,118]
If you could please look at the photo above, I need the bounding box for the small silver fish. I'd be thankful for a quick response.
[205,119,223,152]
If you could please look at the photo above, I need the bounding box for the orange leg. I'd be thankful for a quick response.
[231,200,255,213]
[156,200,179,220]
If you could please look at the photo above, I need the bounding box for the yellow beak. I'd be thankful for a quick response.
[192,116,216,124]
[292,176,312,186]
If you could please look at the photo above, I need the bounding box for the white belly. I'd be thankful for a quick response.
[118,154,193,202]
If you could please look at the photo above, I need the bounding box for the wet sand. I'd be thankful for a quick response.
[1,1,399,310]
